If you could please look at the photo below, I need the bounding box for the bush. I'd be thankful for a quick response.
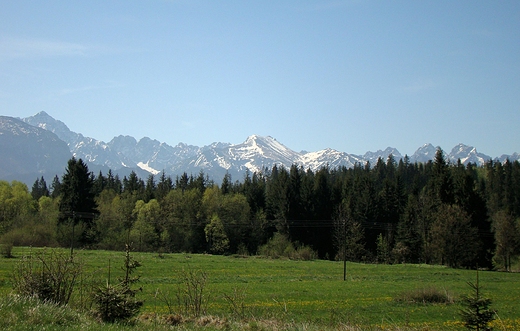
[176,266,209,317]
[12,249,82,305]
[258,233,294,258]
[0,223,58,248]
[395,287,453,304]
[223,286,248,319]
[290,244,318,261]
[92,282,143,323]
[91,244,143,323]
[0,241,13,258]
[258,233,317,260]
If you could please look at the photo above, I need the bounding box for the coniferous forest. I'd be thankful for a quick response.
[2,148,520,270]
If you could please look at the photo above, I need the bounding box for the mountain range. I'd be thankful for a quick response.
[0,111,518,185]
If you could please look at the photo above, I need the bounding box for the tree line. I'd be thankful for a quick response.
[1,149,520,270]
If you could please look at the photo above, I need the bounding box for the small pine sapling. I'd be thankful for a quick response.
[460,269,496,331]
[92,244,143,322]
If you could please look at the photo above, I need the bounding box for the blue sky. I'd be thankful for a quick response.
[1,1,519,157]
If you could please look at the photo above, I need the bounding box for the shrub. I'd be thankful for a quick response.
[0,241,13,258]
[395,287,453,304]
[236,243,250,256]
[91,282,143,323]
[12,249,82,305]
[258,233,294,258]
[176,265,209,317]
[0,223,58,248]
[223,286,248,319]
[258,233,317,260]
[290,244,318,261]
[91,244,143,323]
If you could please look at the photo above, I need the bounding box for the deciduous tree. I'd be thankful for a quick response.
[429,204,479,268]
[492,210,520,271]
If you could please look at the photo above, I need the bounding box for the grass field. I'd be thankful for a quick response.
[0,247,519,330]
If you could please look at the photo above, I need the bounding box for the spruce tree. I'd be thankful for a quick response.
[156,171,173,201]
[460,270,496,330]
[93,171,107,195]
[58,158,98,247]
[31,176,49,200]
[221,172,232,195]
[430,148,454,205]
[144,174,155,202]
[50,175,62,198]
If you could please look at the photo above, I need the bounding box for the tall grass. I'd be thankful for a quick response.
[0,295,86,330]
[394,287,454,304]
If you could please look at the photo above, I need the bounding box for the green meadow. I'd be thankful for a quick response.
[0,247,519,330]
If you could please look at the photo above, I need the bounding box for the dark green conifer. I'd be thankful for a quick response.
[460,270,496,330]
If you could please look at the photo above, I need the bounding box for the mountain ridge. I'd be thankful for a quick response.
[9,111,520,183]
[0,115,71,183]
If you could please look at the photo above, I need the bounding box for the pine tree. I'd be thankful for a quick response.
[221,172,232,195]
[429,148,454,205]
[460,270,496,330]
[92,243,142,322]
[156,171,173,201]
[123,171,145,197]
[50,175,62,199]
[193,170,208,194]
[58,158,98,247]
[287,164,303,220]
[265,165,290,228]
[31,176,49,200]
[106,169,116,191]
[144,174,156,202]
[176,172,189,192]
[92,171,106,196]
[394,195,422,263]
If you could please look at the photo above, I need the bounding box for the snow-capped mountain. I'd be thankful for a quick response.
[448,143,492,165]
[496,153,520,163]
[106,135,200,175]
[299,148,363,171]
[22,111,123,169]
[411,143,439,163]
[363,147,403,166]
[6,111,518,183]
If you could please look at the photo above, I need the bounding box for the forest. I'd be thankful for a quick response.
[1,148,520,270]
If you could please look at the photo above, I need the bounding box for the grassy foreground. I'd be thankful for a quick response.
[0,247,519,330]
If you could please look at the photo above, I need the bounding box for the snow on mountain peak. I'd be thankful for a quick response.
[239,135,298,159]
[245,134,260,142]
[448,143,491,165]
[410,143,438,163]
[15,112,520,183]
[299,148,362,171]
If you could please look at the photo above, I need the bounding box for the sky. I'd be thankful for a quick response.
[1,1,519,157]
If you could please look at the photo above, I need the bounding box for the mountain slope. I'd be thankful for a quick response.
[0,116,71,182]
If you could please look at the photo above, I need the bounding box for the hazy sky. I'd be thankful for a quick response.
[1,1,519,157]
